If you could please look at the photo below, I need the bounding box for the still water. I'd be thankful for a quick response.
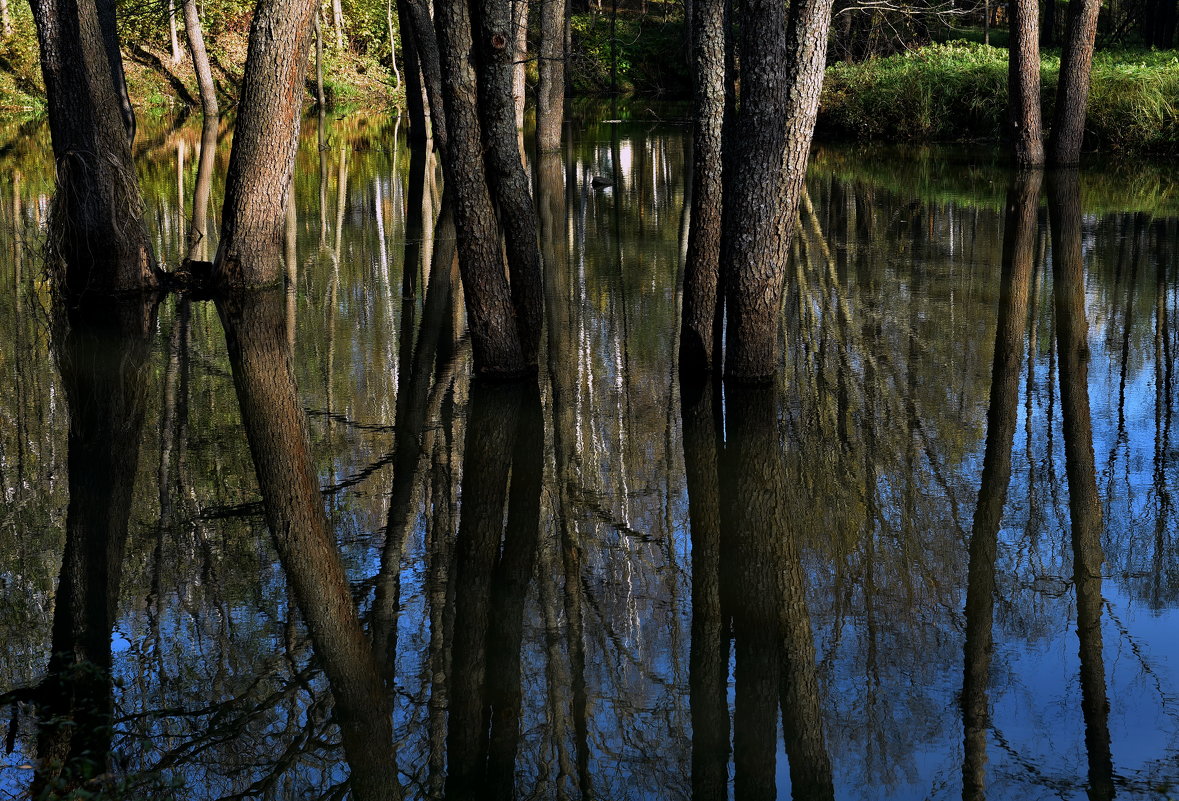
[1,107,1178,800]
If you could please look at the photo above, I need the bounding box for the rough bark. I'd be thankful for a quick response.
[1048,170,1113,801]
[214,0,318,288]
[218,290,401,801]
[536,0,566,151]
[401,0,448,152]
[434,0,528,375]
[678,0,726,373]
[182,0,219,117]
[1047,0,1099,166]
[1008,0,1043,167]
[30,0,155,293]
[721,0,834,380]
[475,0,544,366]
[961,171,1038,801]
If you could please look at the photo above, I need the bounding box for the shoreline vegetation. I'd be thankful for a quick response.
[0,10,1173,155]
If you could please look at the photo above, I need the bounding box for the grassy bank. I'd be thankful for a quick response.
[818,42,1179,154]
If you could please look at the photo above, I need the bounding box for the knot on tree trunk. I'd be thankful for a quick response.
[490,32,507,49]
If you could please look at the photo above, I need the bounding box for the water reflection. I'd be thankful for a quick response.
[1,113,1179,799]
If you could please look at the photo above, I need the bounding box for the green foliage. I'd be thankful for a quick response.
[819,41,1179,154]
[569,8,689,96]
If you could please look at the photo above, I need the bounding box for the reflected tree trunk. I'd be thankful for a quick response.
[32,295,156,795]
[218,290,401,801]
[1048,170,1113,801]
[961,171,1039,801]
[682,377,729,801]
[187,115,219,262]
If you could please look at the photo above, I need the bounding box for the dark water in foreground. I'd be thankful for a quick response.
[1,108,1179,800]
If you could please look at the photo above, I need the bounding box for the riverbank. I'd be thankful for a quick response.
[817,42,1179,155]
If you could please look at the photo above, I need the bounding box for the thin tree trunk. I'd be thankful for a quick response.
[400,0,449,153]
[536,0,566,151]
[961,171,1038,801]
[387,0,402,90]
[97,0,134,141]
[187,114,218,261]
[30,0,155,293]
[475,0,545,366]
[397,8,429,144]
[1048,0,1100,165]
[214,0,319,288]
[679,0,726,372]
[169,0,182,62]
[1009,0,1043,166]
[435,0,528,375]
[0,0,11,38]
[333,0,345,49]
[183,0,219,117]
[511,0,527,131]
[1049,169,1113,801]
[721,0,834,380]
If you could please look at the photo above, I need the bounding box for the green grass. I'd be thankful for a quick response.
[818,42,1179,154]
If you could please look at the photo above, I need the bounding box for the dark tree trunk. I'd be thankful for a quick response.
[679,0,726,373]
[30,0,155,293]
[681,377,730,801]
[182,0,218,117]
[434,0,529,375]
[960,171,1038,801]
[1008,0,1044,166]
[31,296,155,796]
[214,0,319,288]
[536,0,566,151]
[1042,0,1057,45]
[721,0,834,380]
[475,0,544,365]
[397,6,430,146]
[1047,0,1100,166]
[218,290,401,801]
[96,0,133,141]
[402,0,449,153]
[1048,170,1114,801]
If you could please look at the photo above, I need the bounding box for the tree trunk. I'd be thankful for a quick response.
[536,0,565,151]
[1008,0,1043,166]
[187,114,219,261]
[218,290,401,801]
[214,0,319,288]
[1048,170,1113,801]
[401,0,449,152]
[169,0,182,62]
[960,171,1038,801]
[1047,0,1099,166]
[435,0,529,375]
[30,0,155,293]
[681,377,730,800]
[31,296,155,796]
[183,0,219,117]
[0,0,11,38]
[721,0,834,380]
[397,9,430,145]
[679,0,726,372]
[333,0,345,49]
[475,0,544,366]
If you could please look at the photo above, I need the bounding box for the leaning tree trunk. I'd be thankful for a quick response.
[435,0,529,375]
[182,0,218,117]
[400,0,449,153]
[30,0,155,293]
[678,0,726,373]
[721,0,834,380]
[535,0,566,152]
[1047,0,1099,166]
[214,0,319,288]
[475,0,544,366]
[1008,0,1043,167]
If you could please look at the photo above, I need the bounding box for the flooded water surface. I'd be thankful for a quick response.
[1,108,1179,800]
